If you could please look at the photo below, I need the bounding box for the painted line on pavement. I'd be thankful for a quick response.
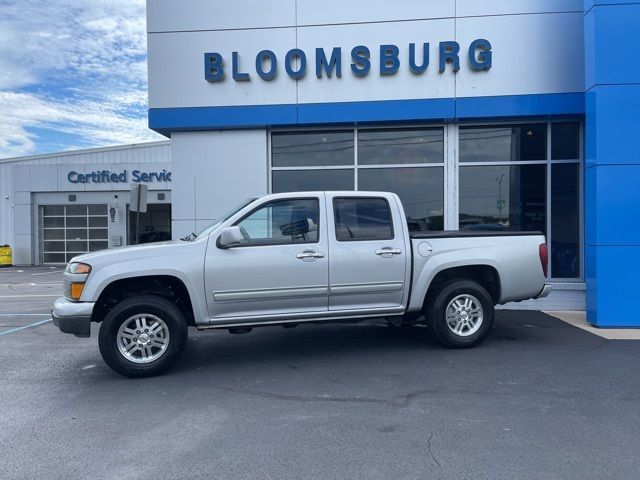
[0,294,60,298]
[0,318,52,336]
[0,313,51,316]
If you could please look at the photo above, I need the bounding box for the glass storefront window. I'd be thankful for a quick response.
[551,122,580,160]
[358,128,444,165]
[358,167,444,231]
[459,124,547,162]
[271,131,354,167]
[270,122,581,279]
[459,165,547,233]
[551,164,580,278]
[272,169,354,193]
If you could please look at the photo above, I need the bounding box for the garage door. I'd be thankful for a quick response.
[40,204,109,264]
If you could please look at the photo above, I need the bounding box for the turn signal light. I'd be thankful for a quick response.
[70,282,85,300]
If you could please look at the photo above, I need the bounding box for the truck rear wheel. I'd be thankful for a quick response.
[98,295,188,378]
[426,279,494,348]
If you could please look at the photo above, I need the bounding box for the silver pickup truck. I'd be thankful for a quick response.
[52,191,550,377]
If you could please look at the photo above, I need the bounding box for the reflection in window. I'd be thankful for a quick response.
[552,122,580,160]
[334,198,393,241]
[358,128,444,165]
[459,124,547,162]
[459,165,546,233]
[358,167,444,231]
[235,199,319,245]
[551,164,580,277]
[272,169,354,193]
[271,131,354,167]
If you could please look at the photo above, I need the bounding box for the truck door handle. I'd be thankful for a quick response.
[296,250,325,261]
[376,247,402,257]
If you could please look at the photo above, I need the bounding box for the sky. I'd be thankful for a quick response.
[0,0,163,159]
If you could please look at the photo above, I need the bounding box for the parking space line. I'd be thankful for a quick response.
[0,318,52,336]
[0,294,59,298]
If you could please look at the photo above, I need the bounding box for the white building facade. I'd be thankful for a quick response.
[145,0,586,311]
[0,142,172,266]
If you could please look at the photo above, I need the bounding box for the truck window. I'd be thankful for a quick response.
[333,197,394,241]
[234,198,319,246]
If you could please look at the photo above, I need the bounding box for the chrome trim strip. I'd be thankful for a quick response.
[213,286,329,302]
[330,282,404,295]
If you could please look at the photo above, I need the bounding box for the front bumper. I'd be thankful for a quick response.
[51,297,95,338]
[534,284,552,299]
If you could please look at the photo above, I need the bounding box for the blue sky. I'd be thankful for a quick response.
[0,0,163,159]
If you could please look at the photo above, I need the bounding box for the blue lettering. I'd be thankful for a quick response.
[285,48,307,80]
[232,51,250,81]
[255,50,277,81]
[468,38,492,71]
[166,172,172,182]
[119,171,127,182]
[110,173,119,182]
[409,43,429,74]
[350,45,370,77]
[132,170,141,182]
[76,174,86,183]
[439,41,460,73]
[380,44,400,75]
[204,52,224,82]
[316,47,342,78]
[140,172,150,182]
[68,171,78,183]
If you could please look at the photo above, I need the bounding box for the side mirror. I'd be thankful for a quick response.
[218,226,243,249]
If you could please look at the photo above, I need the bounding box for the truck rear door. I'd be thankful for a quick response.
[325,193,410,311]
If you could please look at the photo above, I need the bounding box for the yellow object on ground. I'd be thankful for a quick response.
[0,245,13,266]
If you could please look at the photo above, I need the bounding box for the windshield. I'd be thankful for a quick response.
[194,198,256,240]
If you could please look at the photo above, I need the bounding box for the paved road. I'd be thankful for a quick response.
[1,268,639,479]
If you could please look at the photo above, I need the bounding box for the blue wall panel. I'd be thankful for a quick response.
[586,164,640,246]
[584,3,640,90]
[585,245,640,327]
[584,0,640,327]
[149,93,585,133]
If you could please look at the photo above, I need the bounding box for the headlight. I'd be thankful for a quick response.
[64,262,92,301]
[66,262,92,274]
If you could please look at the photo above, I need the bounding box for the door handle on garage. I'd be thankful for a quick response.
[375,247,402,257]
[296,250,325,261]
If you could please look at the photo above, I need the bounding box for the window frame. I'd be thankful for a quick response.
[332,196,395,243]
[230,197,321,248]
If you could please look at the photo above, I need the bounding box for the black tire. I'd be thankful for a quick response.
[98,295,188,378]
[425,279,494,348]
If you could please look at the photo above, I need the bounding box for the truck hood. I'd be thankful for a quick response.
[69,240,196,267]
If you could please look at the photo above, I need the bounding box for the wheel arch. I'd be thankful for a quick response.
[91,275,196,326]
[414,262,502,311]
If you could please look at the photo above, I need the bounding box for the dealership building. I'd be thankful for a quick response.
[1,1,638,327]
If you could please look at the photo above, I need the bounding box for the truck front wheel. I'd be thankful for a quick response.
[98,295,188,378]
[426,280,494,348]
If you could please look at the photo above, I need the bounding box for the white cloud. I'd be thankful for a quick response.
[0,0,163,158]
[0,91,160,158]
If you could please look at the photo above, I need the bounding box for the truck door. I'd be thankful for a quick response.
[326,193,409,311]
[205,194,329,319]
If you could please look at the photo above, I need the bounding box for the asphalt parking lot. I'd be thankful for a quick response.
[1,267,639,480]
